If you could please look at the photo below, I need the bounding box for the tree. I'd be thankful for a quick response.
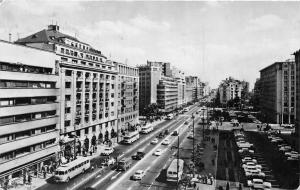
[144,103,159,120]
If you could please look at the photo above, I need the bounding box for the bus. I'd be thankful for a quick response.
[123,130,140,144]
[166,113,174,120]
[167,159,184,182]
[140,124,153,134]
[54,157,90,182]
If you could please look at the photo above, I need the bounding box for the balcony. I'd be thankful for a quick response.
[0,88,58,99]
[85,88,91,92]
[76,100,82,104]
[0,130,58,154]
[85,77,92,82]
[76,111,81,115]
[0,103,58,117]
[65,101,71,107]
[0,116,58,136]
[85,98,90,102]
[93,78,99,82]
[76,88,82,92]
[105,98,110,102]
[1,144,58,174]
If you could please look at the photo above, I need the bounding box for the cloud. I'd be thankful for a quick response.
[246,14,284,31]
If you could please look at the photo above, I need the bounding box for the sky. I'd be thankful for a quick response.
[0,0,300,89]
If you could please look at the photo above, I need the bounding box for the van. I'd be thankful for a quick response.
[117,157,132,171]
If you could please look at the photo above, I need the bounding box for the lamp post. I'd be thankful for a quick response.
[177,134,179,189]
[191,114,195,177]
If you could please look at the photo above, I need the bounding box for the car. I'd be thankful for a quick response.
[187,132,193,139]
[164,129,169,135]
[247,178,263,187]
[242,162,262,170]
[132,170,145,180]
[151,138,158,145]
[245,170,265,179]
[153,149,163,156]
[101,157,116,167]
[279,146,292,152]
[158,132,164,138]
[101,147,114,156]
[184,121,189,125]
[263,182,272,189]
[162,139,170,145]
[238,148,254,154]
[242,157,257,164]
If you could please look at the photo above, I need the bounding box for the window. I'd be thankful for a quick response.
[85,128,89,134]
[65,120,70,127]
[65,82,71,88]
[61,48,65,54]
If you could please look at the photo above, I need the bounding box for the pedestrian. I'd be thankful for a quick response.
[43,171,47,179]
[90,149,92,156]
[28,175,32,184]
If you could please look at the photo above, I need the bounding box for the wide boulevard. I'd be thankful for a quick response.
[37,104,200,190]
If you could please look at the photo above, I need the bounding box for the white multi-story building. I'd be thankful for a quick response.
[16,25,118,157]
[115,62,139,140]
[0,40,59,185]
[218,77,243,104]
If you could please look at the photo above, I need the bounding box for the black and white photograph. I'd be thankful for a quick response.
[0,0,299,190]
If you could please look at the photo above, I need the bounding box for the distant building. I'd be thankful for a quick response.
[253,78,261,110]
[260,60,296,124]
[185,76,203,102]
[294,51,300,135]
[218,77,243,104]
[171,67,186,107]
[115,62,139,138]
[157,76,178,112]
[0,40,59,183]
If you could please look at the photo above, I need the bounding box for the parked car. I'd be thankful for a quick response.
[101,147,114,156]
[101,157,116,167]
[239,148,254,154]
[132,149,145,160]
[132,170,145,180]
[242,157,257,164]
[247,178,263,187]
[158,132,165,138]
[245,170,265,179]
[242,162,262,170]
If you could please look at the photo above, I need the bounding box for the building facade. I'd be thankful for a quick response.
[115,62,139,140]
[157,76,178,113]
[218,77,243,104]
[171,67,186,107]
[0,41,59,184]
[16,25,118,156]
[260,60,296,124]
[294,51,300,135]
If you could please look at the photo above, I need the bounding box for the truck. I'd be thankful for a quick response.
[117,157,132,171]
[132,148,145,160]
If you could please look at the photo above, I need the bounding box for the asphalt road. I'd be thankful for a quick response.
[37,105,200,190]
[106,112,203,190]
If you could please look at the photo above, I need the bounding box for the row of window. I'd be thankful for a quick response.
[0,62,53,75]
[0,110,56,125]
[0,139,56,164]
[0,125,56,144]
[0,80,55,88]
[0,97,56,107]
[60,47,104,63]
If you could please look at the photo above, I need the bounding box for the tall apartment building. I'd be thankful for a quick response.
[218,77,243,104]
[260,60,296,124]
[185,76,202,102]
[157,76,178,112]
[293,51,300,135]
[0,41,59,183]
[138,62,162,113]
[185,85,194,103]
[171,67,186,107]
[16,25,118,156]
[115,62,139,139]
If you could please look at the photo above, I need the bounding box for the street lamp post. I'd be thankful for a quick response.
[192,114,195,177]
[177,134,179,189]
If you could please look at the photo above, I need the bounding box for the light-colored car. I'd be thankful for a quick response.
[153,149,163,156]
[238,148,254,154]
[151,138,158,145]
[247,178,263,187]
[242,157,257,164]
[245,169,265,179]
[162,139,170,145]
[242,162,262,170]
[132,170,145,180]
[279,146,292,152]
[101,147,114,156]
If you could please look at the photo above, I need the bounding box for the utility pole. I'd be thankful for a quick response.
[202,110,205,141]
[192,114,195,177]
[177,135,179,190]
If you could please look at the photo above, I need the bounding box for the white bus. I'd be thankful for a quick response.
[123,130,140,144]
[167,114,174,120]
[167,159,184,182]
[140,124,153,134]
[54,157,90,182]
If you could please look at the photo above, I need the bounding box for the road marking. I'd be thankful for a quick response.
[111,172,121,180]
[147,181,154,190]
[70,168,106,190]
[91,170,115,188]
